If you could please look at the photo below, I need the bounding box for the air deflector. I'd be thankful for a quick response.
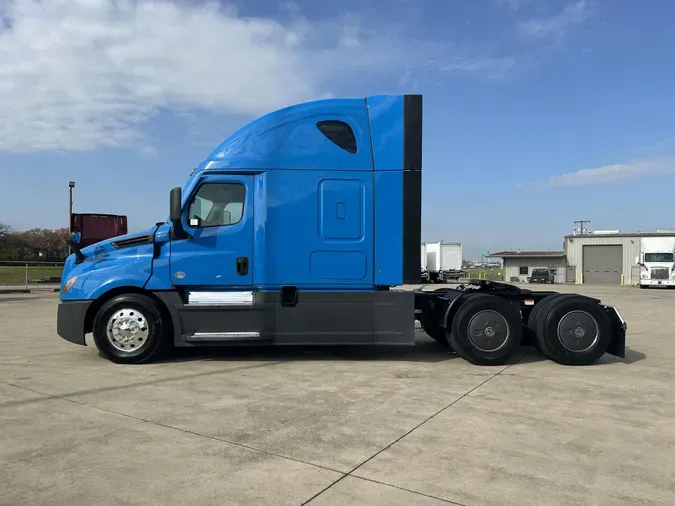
[402,94,422,284]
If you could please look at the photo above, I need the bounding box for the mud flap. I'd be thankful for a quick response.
[605,305,627,358]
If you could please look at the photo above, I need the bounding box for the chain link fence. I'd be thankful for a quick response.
[0,260,64,288]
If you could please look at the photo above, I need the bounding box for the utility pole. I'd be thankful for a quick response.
[68,181,75,255]
[574,220,590,235]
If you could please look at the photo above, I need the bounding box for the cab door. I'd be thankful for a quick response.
[170,174,254,288]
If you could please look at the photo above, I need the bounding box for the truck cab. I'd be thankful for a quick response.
[56,94,627,368]
[638,236,675,288]
[57,95,423,363]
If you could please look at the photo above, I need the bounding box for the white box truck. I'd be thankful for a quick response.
[420,243,429,282]
[638,236,675,288]
[424,241,463,283]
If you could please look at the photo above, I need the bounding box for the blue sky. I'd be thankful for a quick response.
[0,0,673,259]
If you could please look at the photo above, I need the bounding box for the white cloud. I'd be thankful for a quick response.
[441,55,516,79]
[539,155,675,187]
[0,0,513,154]
[496,0,532,11]
[518,0,593,43]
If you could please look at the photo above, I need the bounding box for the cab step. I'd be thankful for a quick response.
[183,331,268,342]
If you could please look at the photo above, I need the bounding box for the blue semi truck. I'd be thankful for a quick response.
[56,94,627,366]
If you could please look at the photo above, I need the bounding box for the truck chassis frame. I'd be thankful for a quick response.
[58,280,626,367]
[414,280,626,366]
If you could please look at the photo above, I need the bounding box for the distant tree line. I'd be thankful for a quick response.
[0,222,69,262]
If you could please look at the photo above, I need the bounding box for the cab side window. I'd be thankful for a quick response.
[188,183,245,227]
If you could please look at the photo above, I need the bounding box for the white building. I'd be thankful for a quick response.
[488,251,567,283]
[564,232,675,285]
[491,232,675,286]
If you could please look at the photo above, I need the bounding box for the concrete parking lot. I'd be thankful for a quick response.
[1,284,673,505]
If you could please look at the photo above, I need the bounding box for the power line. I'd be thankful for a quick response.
[574,220,590,235]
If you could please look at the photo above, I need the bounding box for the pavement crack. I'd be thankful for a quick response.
[0,380,345,478]
[0,350,83,364]
[349,475,468,505]
[0,361,285,409]
[301,355,525,505]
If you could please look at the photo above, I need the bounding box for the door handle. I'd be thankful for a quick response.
[236,257,249,276]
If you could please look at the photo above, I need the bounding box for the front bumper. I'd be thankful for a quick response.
[57,300,92,346]
[640,279,675,286]
[439,271,462,280]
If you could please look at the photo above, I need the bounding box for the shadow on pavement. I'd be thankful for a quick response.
[597,347,647,365]
[160,338,461,365]
[516,346,647,366]
[512,348,547,365]
[159,342,553,366]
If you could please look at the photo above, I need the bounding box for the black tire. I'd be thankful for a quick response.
[534,295,612,366]
[421,320,450,347]
[448,294,522,365]
[92,293,170,364]
[526,294,569,358]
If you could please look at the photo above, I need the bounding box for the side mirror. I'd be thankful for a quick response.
[68,231,81,246]
[66,232,86,264]
[170,187,182,223]
[169,187,188,239]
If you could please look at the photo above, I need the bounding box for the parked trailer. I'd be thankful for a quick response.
[56,94,627,367]
[423,241,463,283]
[420,243,429,282]
[70,213,128,249]
[439,241,463,282]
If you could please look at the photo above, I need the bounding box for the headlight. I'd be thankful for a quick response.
[62,275,78,294]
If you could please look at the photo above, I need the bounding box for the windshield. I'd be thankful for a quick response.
[644,252,674,263]
[532,269,549,275]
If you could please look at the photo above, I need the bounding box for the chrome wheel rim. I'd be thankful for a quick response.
[106,308,150,353]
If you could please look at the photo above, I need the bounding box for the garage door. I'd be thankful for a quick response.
[582,245,623,284]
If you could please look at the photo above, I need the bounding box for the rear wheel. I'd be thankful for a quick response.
[532,295,612,366]
[92,293,170,364]
[421,319,450,347]
[448,294,522,365]
[526,294,568,358]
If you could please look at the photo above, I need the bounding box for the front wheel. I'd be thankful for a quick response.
[92,293,170,364]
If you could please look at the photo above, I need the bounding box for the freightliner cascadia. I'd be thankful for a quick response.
[57,95,627,366]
